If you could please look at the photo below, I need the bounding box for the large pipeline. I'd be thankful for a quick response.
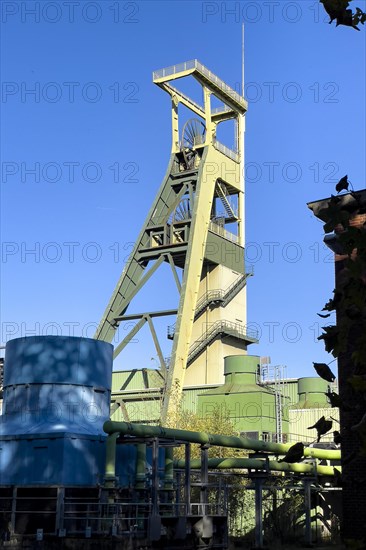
[103,420,341,461]
[174,457,340,477]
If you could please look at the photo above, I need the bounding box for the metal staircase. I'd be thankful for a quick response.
[196,270,253,317]
[167,269,254,339]
[194,289,225,319]
[222,268,253,306]
[216,181,238,220]
[195,269,253,319]
[187,320,258,366]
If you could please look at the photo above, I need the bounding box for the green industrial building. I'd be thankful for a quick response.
[110,355,338,445]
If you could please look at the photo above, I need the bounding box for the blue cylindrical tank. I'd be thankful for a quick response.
[0,336,113,486]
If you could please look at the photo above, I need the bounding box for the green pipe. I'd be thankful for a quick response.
[103,420,341,461]
[105,433,119,486]
[164,447,174,490]
[173,458,341,477]
[135,443,146,490]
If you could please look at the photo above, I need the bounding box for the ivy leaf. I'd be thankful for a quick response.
[325,391,341,407]
[325,391,354,411]
[320,0,362,29]
[338,226,365,255]
[322,292,341,311]
[320,196,351,233]
[313,362,336,382]
[354,7,366,25]
[320,0,350,23]
[318,325,341,355]
[336,175,349,193]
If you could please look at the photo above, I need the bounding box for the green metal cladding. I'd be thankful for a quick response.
[291,377,330,409]
[197,355,288,437]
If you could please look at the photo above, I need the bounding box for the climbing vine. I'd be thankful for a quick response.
[320,0,366,30]
[315,185,366,444]
[312,182,366,549]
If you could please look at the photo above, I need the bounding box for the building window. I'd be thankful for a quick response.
[240,431,259,440]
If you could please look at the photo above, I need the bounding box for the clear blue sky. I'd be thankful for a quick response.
[1,0,365,378]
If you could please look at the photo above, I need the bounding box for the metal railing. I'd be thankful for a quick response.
[188,320,258,364]
[194,60,246,107]
[212,104,233,115]
[195,289,224,314]
[208,220,240,243]
[195,272,251,315]
[61,501,150,535]
[168,320,258,364]
[222,269,253,303]
[213,139,240,163]
[167,271,253,339]
[153,59,246,111]
[153,60,197,80]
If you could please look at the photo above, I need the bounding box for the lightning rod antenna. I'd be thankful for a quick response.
[240,22,246,247]
[242,23,245,96]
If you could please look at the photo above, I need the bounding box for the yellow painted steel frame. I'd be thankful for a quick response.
[161,146,241,422]
[157,66,245,422]
[95,61,247,423]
